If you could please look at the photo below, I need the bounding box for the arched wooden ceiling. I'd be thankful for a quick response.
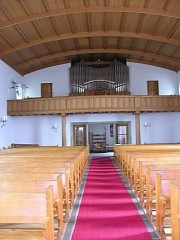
[0,0,179,75]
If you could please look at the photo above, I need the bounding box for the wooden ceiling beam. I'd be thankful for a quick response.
[167,19,179,38]
[0,6,179,29]
[14,25,29,43]
[32,21,44,38]
[16,48,180,70]
[0,3,12,20]
[21,57,176,75]
[136,14,145,33]
[151,16,161,36]
[163,0,172,10]
[1,31,179,57]
[20,0,30,15]
[128,58,177,71]
[86,13,91,32]
[31,46,41,58]
[0,32,14,47]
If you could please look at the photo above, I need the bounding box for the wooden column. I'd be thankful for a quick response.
[61,113,67,146]
[135,112,141,145]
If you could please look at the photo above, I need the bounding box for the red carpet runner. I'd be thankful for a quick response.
[72,157,153,240]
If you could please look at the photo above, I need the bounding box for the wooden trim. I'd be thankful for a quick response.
[135,112,141,144]
[62,114,66,146]
[7,95,180,116]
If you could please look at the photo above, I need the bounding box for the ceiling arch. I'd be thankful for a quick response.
[0,0,179,75]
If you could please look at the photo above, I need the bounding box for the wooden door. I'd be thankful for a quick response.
[147,81,159,95]
[41,83,52,98]
[116,123,128,144]
[73,124,86,146]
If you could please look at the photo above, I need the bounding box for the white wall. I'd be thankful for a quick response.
[1,60,180,148]
[12,115,62,146]
[0,60,23,148]
[140,112,180,144]
[23,64,70,98]
[128,62,178,95]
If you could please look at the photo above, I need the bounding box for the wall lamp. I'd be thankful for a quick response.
[0,115,8,128]
[144,122,151,131]
[51,124,58,132]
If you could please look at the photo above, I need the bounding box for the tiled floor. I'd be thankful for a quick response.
[62,153,161,240]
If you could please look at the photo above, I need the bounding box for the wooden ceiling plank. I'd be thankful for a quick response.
[14,25,29,43]
[0,32,14,47]
[144,40,151,51]
[45,43,53,55]
[169,46,179,58]
[136,14,145,33]
[163,0,172,10]
[68,15,76,34]
[17,51,27,61]
[74,39,80,50]
[49,17,59,36]
[59,41,66,52]
[0,3,12,20]
[84,0,89,8]
[19,0,30,16]
[156,42,165,55]
[89,38,93,49]
[117,38,122,49]
[0,6,179,30]
[41,0,50,11]
[130,39,136,50]
[32,21,44,39]
[167,19,180,38]
[63,0,69,9]
[86,13,91,32]
[119,13,126,32]
[16,47,180,70]
[31,46,41,58]
[143,0,149,8]
[1,30,179,58]
[151,16,161,36]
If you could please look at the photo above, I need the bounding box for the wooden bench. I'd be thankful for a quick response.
[155,172,180,238]
[0,146,89,238]
[170,182,180,240]
[0,186,55,240]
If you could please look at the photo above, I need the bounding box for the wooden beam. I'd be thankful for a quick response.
[16,47,180,70]
[135,112,141,145]
[0,6,179,30]
[1,31,179,58]
[61,113,67,146]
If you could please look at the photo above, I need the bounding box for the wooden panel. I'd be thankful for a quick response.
[7,95,180,116]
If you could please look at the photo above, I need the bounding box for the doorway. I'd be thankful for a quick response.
[73,124,87,146]
[116,123,129,144]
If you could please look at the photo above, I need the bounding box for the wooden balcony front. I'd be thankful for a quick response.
[7,95,180,116]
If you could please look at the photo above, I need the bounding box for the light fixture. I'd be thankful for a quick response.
[0,115,8,128]
[51,124,58,132]
[144,122,151,131]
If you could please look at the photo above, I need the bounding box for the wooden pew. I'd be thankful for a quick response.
[155,172,180,239]
[0,146,89,238]
[170,182,180,240]
[0,186,55,240]
[0,176,64,235]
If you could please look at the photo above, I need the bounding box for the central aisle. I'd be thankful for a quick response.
[63,156,159,240]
